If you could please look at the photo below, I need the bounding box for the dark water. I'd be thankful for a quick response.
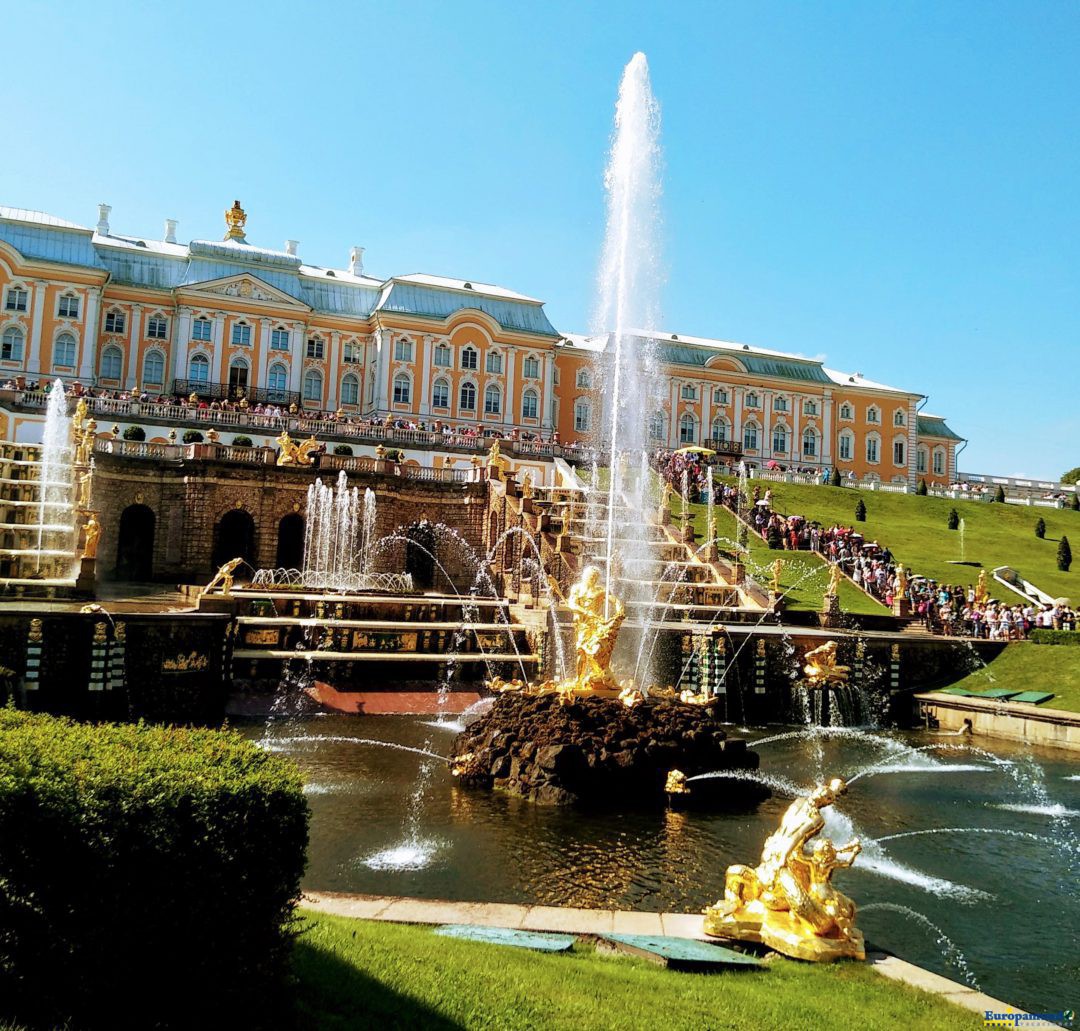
[243,716,1079,1017]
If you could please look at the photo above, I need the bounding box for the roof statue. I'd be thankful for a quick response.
[224,200,247,241]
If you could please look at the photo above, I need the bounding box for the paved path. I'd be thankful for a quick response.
[303,891,1027,1020]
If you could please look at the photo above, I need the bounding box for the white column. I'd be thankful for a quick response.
[733,388,743,451]
[504,349,515,425]
[211,314,225,384]
[419,334,432,416]
[701,382,712,444]
[541,352,554,429]
[78,287,101,382]
[326,331,341,410]
[27,280,47,375]
[257,318,271,395]
[668,380,679,447]
[907,397,918,485]
[173,307,191,384]
[376,330,392,415]
[125,304,141,389]
[792,396,801,464]
[822,391,834,466]
[288,323,305,393]
[762,391,773,457]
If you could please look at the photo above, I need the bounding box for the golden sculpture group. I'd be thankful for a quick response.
[704,777,865,961]
[276,430,322,466]
[72,398,102,564]
[802,641,851,687]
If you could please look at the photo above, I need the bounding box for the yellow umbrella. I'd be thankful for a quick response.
[675,446,716,456]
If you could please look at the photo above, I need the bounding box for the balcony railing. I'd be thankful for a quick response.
[704,438,743,456]
[172,378,301,407]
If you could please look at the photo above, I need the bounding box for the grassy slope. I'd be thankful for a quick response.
[943,642,1080,713]
[294,912,983,1031]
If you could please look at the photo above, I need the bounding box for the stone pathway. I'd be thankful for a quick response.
[303,891,1028,1020]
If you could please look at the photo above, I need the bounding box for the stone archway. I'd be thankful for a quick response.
[212,508,256,572]
[115,504,156,581]
[276,512,305,570]
[404,522,436,589]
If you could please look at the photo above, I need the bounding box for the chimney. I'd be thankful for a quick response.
[349,246,365,276]
[285,239,299,256]
[164,218,178,244]
[96,203,111,236]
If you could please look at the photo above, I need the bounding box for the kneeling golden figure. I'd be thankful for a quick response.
[703,777,865,961]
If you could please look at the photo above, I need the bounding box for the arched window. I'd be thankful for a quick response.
[104,309,126,334]
[574,400,591,432]
[681,383,697,401]
[231,321,251,346]
[713,387,729,405]
[802,428,818,457]
[189,353,210,384]
[773,395,788,412]
[486,351,503,374]
[394,337,413,362]
[432,378,449,409]
[57,293,80,319]
[192,316,212,342]
[745,391,760,409]
[772,424,788,453]
[866,405,880,425]
[142,350,165,385]
[839,402,853,420]
[838,429,854,462]
[270,326,290,351]
[710,416,728,443]
[648,412,665,441]
[916,447,928,474]
[392,372,410,405]
[893,437,906,466]
[434,343,451,367]
[575,368,591,389]
[933,447,945,476]
[522,355,540,378]
[679,413,697,444]
[866,433,880,464]
[305,335,324,360]
[267,363,288,396]
[743,421,759,450]
[342,339,361,364]
[522,388,538,420]
[459,381,476,410]
[894,409,906,427]
[53,332,76,369]
[484,383,501,415]
[304,368,324,402]
[803,399,818,417]
[340,373,359,406]
[460,346,477,370]
[1,327,24,361]
[147,314,168,339]
[100,346,123,380]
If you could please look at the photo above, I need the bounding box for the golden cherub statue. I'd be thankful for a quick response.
[771,558,784,594]
[802,641,850,687]
[200,557,244,598]
[704,777,864,961]
[81,513,101,560]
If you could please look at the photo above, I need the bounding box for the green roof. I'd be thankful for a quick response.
[917,415,964,441]
[656,342,833,384]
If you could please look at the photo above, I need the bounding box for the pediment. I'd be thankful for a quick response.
[182,274,309,310]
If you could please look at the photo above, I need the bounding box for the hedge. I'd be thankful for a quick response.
[233,434,254,447]
[0,710,309,1028]
[182,429,204,443]
[122,425,146,441]
[333,443,354,456]
[1029,629,1080,646]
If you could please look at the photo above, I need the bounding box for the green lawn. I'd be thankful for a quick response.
[293,912,983,1031]
[944,641,1080,713]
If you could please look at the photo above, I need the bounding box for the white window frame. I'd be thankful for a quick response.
[104,310,126,334]
[522,355,540,378]
[434,344,451,367]
[459,380,477,411]
[58,293,80,319]
[574,400,591,433]
[53,332,77,369]
[483,383,502,415]
[743,421,759,450]
[189,353,210,384]
[802,428,818,457]
[304,368,324,403]
[838,430,854,462]
[521,388,538,420]
[392,372,411,405]
[1,326,25,361]
[486,351,503,375]
[575,368,591,389]
[267,363,288,395]
[394,338,413,362]
[231,321,252,346]
[4,287,28,313]
[270,327,290,351]
[192,317,212,342]
[679,413,697,444]
[340,373,359,406]
[142,349,165,384]
[306,336,325,360]
[461,346,478,371]
[147,314,168,340]
[432,378,450,409]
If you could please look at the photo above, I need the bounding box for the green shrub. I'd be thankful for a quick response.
[854,499,866,522]
[1035,517,1046,539]
[1071,493,1079,511]
[766,523,783,549]
[333,443,354,456]
[994,485,1006,503]
[829,468,842,487]
[232,434,254,447]
[1029,629,1080,645]
[0,710,308,1029]
[947,508,960,530]
[182,429,203,444]
[122,425,145,441]
[1059,536,1072,572]
[916,479,927,496]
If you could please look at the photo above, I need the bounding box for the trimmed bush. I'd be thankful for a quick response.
[994,485,1006,503]
[122,424,145,441]
[232,434,254,447]
[1035,517,1046,540]
[916,479,928,496]
[947,508,960,530]
[766,523,783,549]
[1071,493,1079,511]
[0,710,308,1028]
[854,498,866,522]
[1030,629,1080,646]
[182,429,204,444]
[1059,536,1072,572]
[829,468,842,487]
[333,443,354,456]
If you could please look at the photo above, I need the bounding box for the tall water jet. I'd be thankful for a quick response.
[593,51,665,636]
[35,380,76,575]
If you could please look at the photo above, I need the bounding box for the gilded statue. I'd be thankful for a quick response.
[771,558,783,594]
[802,641,850,687]
[521,473,534,499]
[276,430,320,466]
[76,467,94,510]
[704,778,864,961]
[826,562,843,598]
[224,199,247,240]
[81,513,101,560]
[562,565,625,695]
[894,562,908,598]
[73,397,89,436]
[487,439,510,479]
[75,422,97,466]
[200,557,244,598]
[975,569,989,606]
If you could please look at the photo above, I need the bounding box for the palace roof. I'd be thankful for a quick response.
[917,414,965,441]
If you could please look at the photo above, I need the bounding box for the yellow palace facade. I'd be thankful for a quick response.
[0,201,963,484]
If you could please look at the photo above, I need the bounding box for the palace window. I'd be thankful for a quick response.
[649,412,665,441]
[574,400,591,433]
[917,447,928,474]
[802,428,818,457]
[772,425,788,453]
[459,381,476,410]
[711,417,728,443]
[394,338,413,362]
[304,368,323,402]
[100,346,122,380]
[267,363,288,397]
[773,396,788,413]
[575,368,591,389]
[343,340,361,364]
[933,448,945,476]
[432,378,449,409]
[745,392,760,409]
[392,373,410,405]
[341,374,359,406]
[804,400,818,417]
[104,310,126,334]
[189,353,210,384]
[58,294,79,319]
[866,435,880,464]
[866,405,880,424]
[1,327,24,361]
[486,351,503,374]
[142,350,165,384]
[838,430,854,461]
[713,387,729,405]
[147,315,168,339]
[743,422,759,450]
[461,346,478,370]
[231,322,251,346]
[271,326,290,351]
[306,336,324,360]
[484,383,501,415]
[522,388,538,420]
[522,355,540,378]
[679,413,697,444]
[4,287,27,312]
[53,332,76,368]
[839,402,853,420]
[894,409,906,427]
[192,317,212,342]
[681,383,697,401]
[893,439,906,466]
[434,343,451,367]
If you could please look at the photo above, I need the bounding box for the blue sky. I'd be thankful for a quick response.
[6,1,1078,480]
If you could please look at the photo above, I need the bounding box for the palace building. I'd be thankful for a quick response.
[0,201,963,484]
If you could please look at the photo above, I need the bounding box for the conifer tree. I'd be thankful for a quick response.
[1058,536,1072,572]
[855,499,866,522]
[1035,518,1046,539]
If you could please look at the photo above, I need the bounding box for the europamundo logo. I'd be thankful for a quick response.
[984,1010,1075,1029]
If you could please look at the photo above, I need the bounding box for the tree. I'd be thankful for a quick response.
[1059,536,1072,572]
[854,499,866,522]
[1035,517,1046,539]
[182,430,203,444]
[122,425,145,442]
[333,444,354,456]
[1071,493,1080,512]
[993,485,1006,503]
[232,435,253,448]
[829,468,842,487]
[1061,466,1080,485]
[947,508,960,530]
[916,479,928,496]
